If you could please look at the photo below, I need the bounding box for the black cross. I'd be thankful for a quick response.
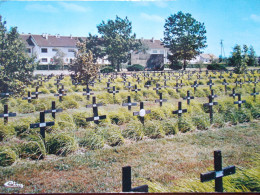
[122,96,137,111]
[104,80,112,92]
[191,81,199,93]
[30,112,54,144]
[173,102,187,118]
[209,89,217,99]
[229,72,233,78]
[31,86,42,99]
[125,82,133,91]
[83,84,94,100]
[222,79,229,94]
[207,79,214,89]
[200,150,236,192]
[229,88,239,100]
[86,96,106,124]
[0,105,16,125]
[183,90,194,105]
[153,83,162,94]
[54,88,67,102]
[109,86,119,96]
[131,85,141,93]
[22,91,36,103]
[144,80,152,89]
[133,102,151,125]
[122,166,148,192]
[234,94,246,109]
[44,101,63,119]
[252,77,258,87]
[162,80,169,88]
[173,82,181,92]
[250,88,259,102]
[136,77,142,84]
[122,78,127,86]
[203,95,218,124]
[0,92,13,98]
[234,78,239,88]
[155,93,167,107]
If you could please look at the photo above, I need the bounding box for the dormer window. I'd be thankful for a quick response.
[41,48,48,53]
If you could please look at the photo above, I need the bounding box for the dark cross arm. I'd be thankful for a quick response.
[86,103,103,108]
[201,165,235,182]
[86,115,106,121]
[234,100,246,104]
[155,99,167,103]
[30,121,55,128]
[122,102,138,106]
[173,109,187,114]
[183,96,194,100]
[204,102,218,106]
[0,113,16,117]
[44,108,63,113]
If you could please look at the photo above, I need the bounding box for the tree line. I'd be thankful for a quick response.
[0,12,259,94]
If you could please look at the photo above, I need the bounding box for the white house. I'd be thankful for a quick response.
[20,33,110,66]
[189,53,218,64]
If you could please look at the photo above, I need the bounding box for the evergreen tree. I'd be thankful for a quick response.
[248,46,258,67]
[0,15,36,95]
[232,44,248,74]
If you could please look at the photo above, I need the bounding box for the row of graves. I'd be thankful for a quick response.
[0,70,259,192]
[1,69,259,127]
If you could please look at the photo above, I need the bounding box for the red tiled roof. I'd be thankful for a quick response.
[20,34,86,47]
[20,34,34,47]
[141,39,165,49]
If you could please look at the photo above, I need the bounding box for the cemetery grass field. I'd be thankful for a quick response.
[0,71,260,192]
[0,120,259,193]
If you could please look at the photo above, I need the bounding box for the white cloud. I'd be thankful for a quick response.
[25,4,58,13]
[140,13,164,23]
[250,14,260,22]
[59,2,90,13]
[153,1,168,8]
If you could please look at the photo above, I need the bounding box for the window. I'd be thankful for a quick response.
[41,58,48,62]
[52,48,58,52]
[26,48,31,53]
[70,59,73,63]
[68,49,74,52]
[153,50,158,53]
[41,48,48,53]
[160,50,164,54]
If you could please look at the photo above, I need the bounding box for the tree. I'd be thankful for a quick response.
[52,49,65,70]
[248,46,258,67]
[231,44,248,74]
[0,15,36,95]
[163,11,207,70]
[97,16,142,72]
[85,33,106,64]
[69,40,100,85]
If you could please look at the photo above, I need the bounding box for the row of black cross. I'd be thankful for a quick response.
[122,150,235,192]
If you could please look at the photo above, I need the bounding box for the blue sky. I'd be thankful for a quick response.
[1,0,260,57]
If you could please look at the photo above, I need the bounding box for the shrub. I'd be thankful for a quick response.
[79,130,105,150]
[19,140,45,160]
[127,64,144,71]
[150,107,166,120]
[161,119,178,135]
[236,108,252,123]
[96,125,124,146]
[0,146,17,167]
[0,124,15,141]
[100,66,115,73]
[13,117,36,137]
[191,113,210,130]
[144,120,165,139]
[47,133,78,156]
[122,120,144,141]
[207,63,227,70]
[18,102,35,114]
[72,111,90,128]
[177,116,195,133]
[62,97,79,109]
[108,111,126,125]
